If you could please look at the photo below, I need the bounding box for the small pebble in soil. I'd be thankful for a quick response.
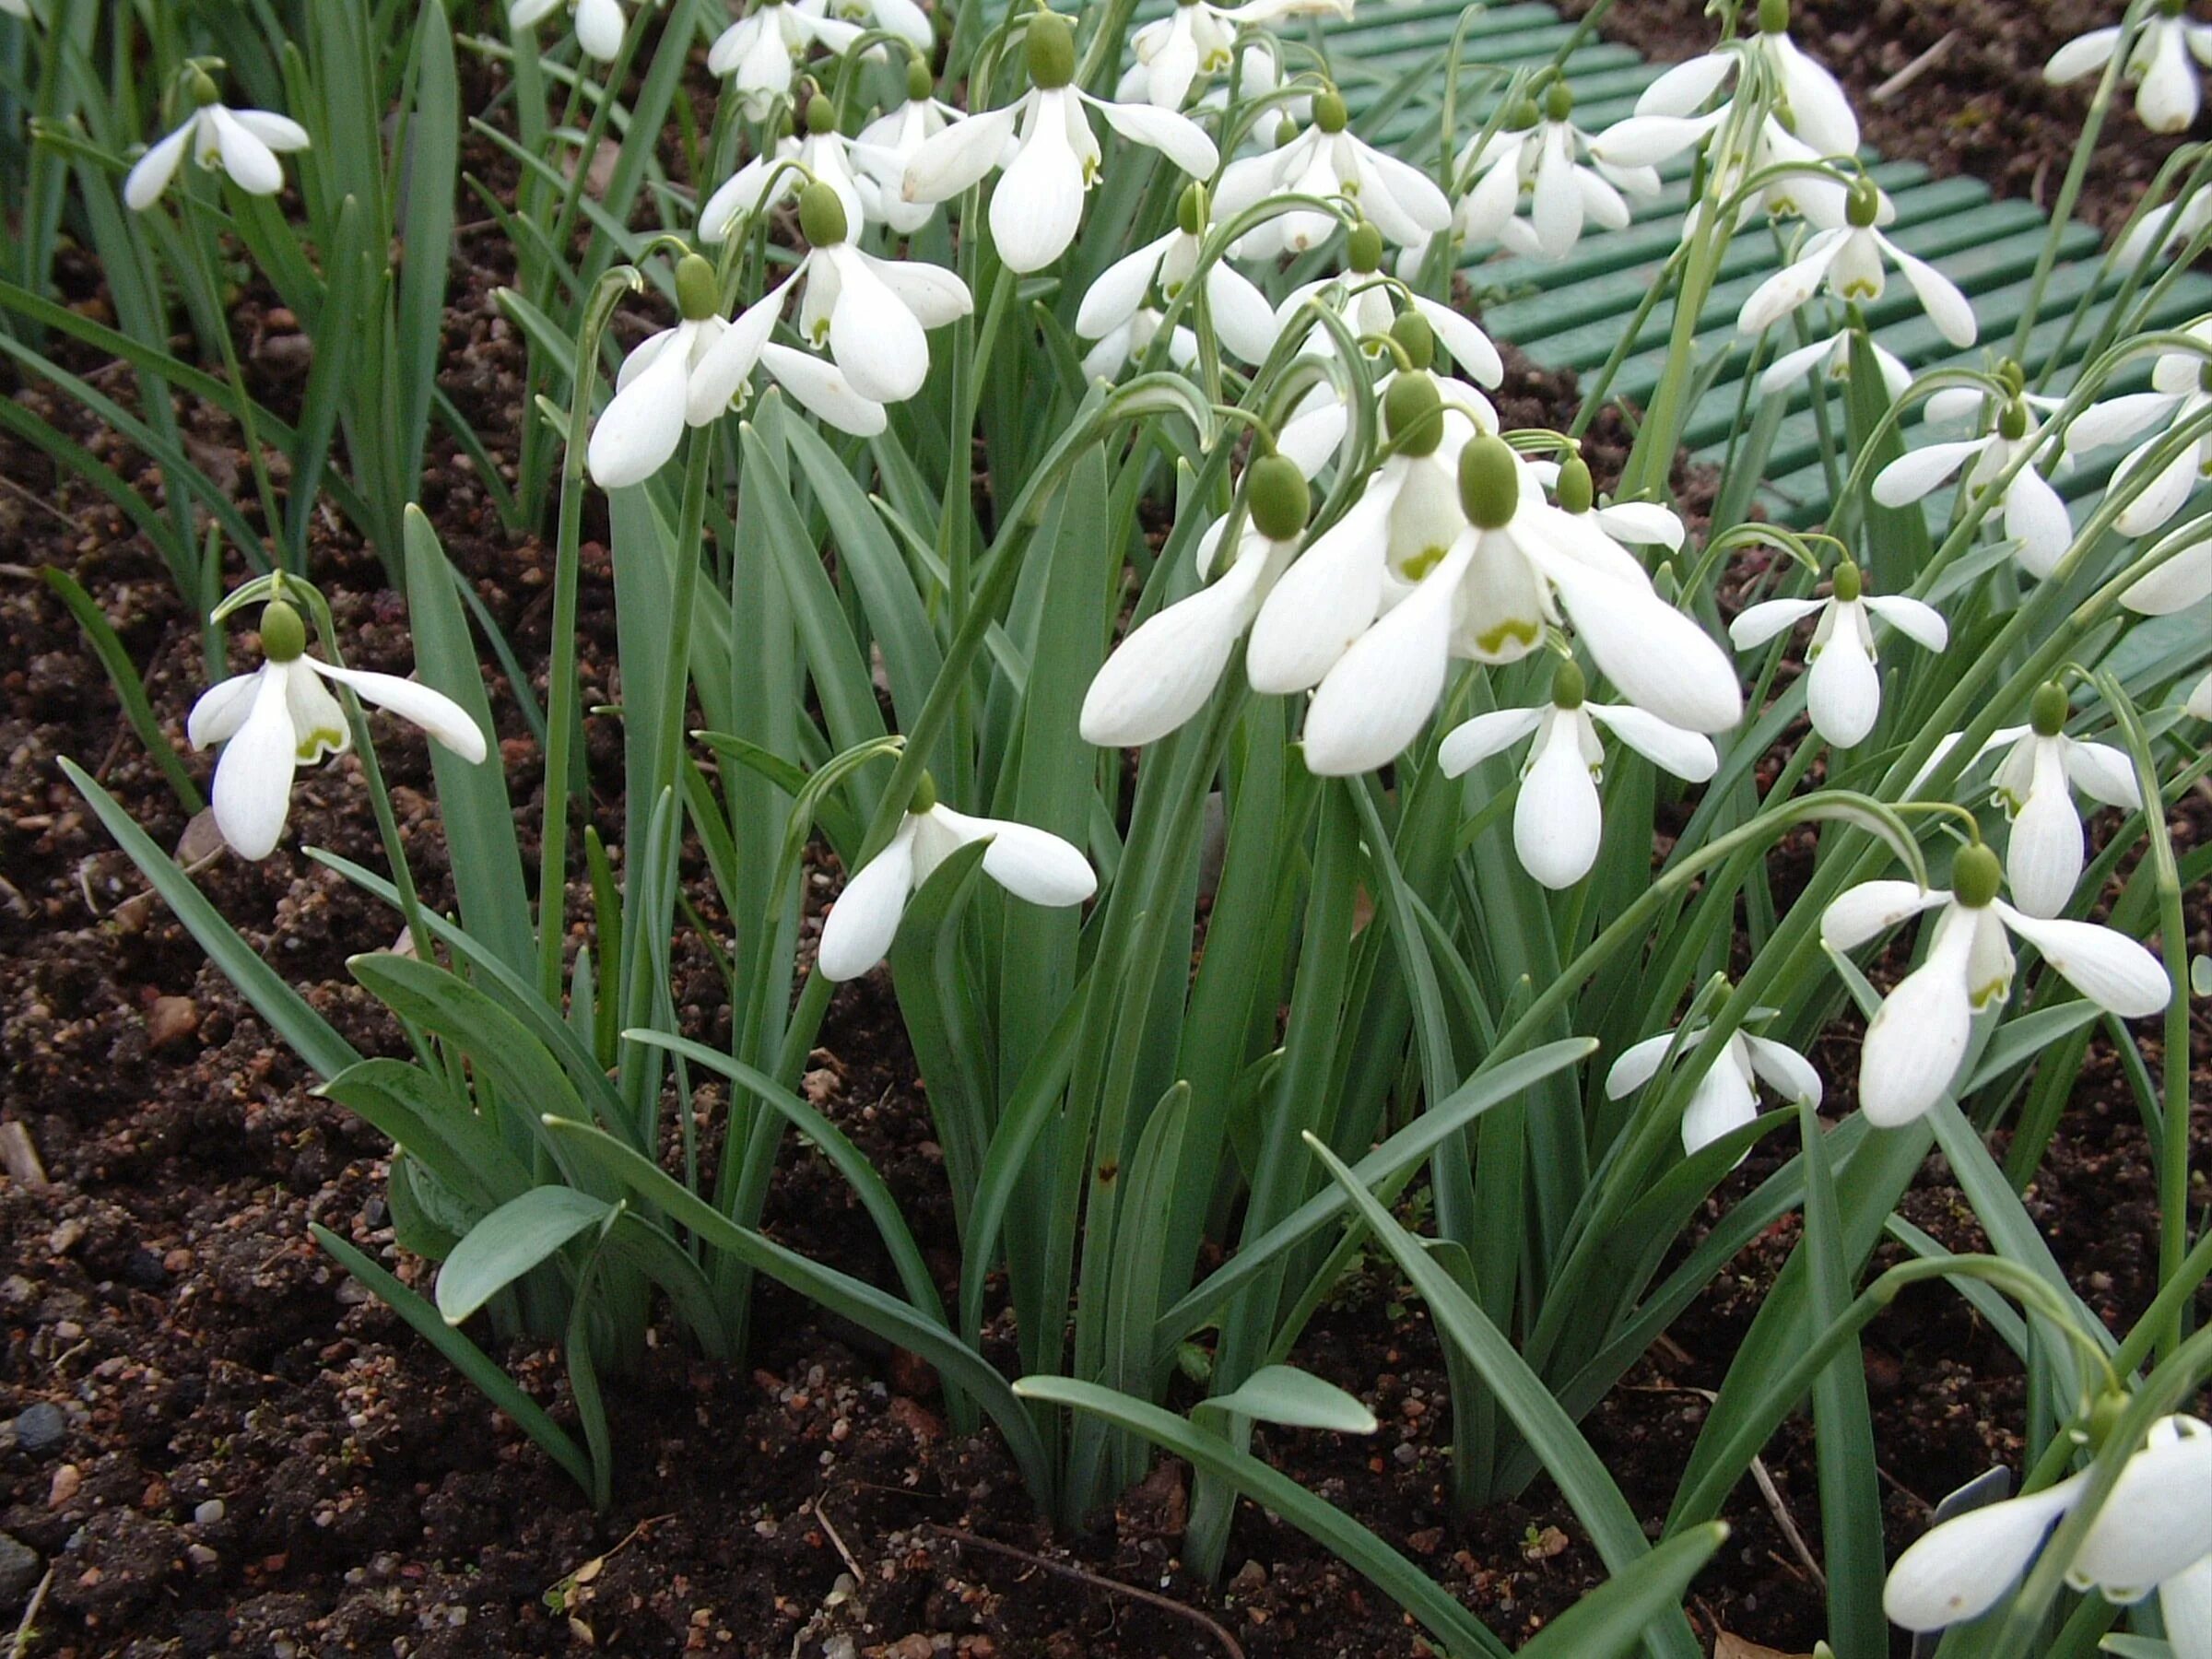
[13,1402,65,1454]
[0,1533,41,1603]
[193,1500,224,1526]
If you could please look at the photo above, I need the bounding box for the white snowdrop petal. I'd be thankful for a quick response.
[511,0,563,26]
[1821,879,1945,950]
[2045,26,2122,83]
[1744,1035,1823,1106]
[1356,141,1453,237]
[2065,741,2143,811]
[1680,1063,1759,1157]
[312,663,488,762]
[688,285,784,416]
[1771,33,1859,158]
[1636,52,1735,118]
[588,336,690,487]
[1729,595,1825,651]
[1298,539,1471,775]
[1541,554,1743,732]
[227,110,311,152]
[124,120,196,209]
[2003,749,2084,919]
[1863,594,1949,653]
[1994,905,2173,1018]
[955,815,1099,907]
[1872,439,1985,506]
[1245,481,1398,694]
[827,254,932,403]
[2139,21,2202,132]
[2067,391,2181,454]
[1078,558,1265,747]
[1204,265,1283,365]
[574,0,626,58]
[1410,296,1503,388]
[759,344,889,436]
[1586,702,1718,781]
[1807,615,1882,747]
[2119,524,2212,614]
[1604,1031,1680,1100]
[817,826,918,981]
[207,106,285,195]
[1858,929,1975,1126]
[1077,235,1171,339]
[1592,499,1685,551]
[1883,1478,2088,1631]
[2004,465,2075,579]
[211,666,300,862]
[2114,436,2201,537]
[2158,1554,2212,1659]
[188,672,265,748]
[1880,241,1979,347]
[1738,231,1845,334]
[1437,706,1543,777]
[991,103,1087,272]
[901,104,1022,203]
[1513,715,1603,888]
[2066,1418,2212,1597]
[1593,112,1721,169]
[1087,93,1220,178]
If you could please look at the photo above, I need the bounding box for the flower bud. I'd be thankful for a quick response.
[1833,559,1863,603]
[2030,680,2069,737]
[1952,843,2002,909]
[906,57,935,102]
[1390,308,1434,371]
[260,600,307,664]
[1247,453,1311,541]
[1177,182,1208,237]
[1551,656,1586,710]
[1458,434,1520,529]
[805,92,836,135]
[1556,454,1594,515]
[1026,9,1076,90]
[1312,88,1347,134]
[1347,220,1383,273]
[675,252,720,321]
[799,180,849,246]
[1384,371,1444,457]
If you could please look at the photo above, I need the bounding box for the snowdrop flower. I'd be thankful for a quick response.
[1819,842,2169,1126]
[853,60,969,235]
[1602,1004,1821,1156]
[1758,325,1910,403]
[688,184,972,439]
[709,0,865,123]
[1443,83,1656,263]
[2063,316,2212,536]
[187,600,486,863]
[124,70,310,211]
[587,254,747,487]
[817,774,1095,980]
[1635,0,1858,157]
[1924,684,2145,920]
[1213,88,1450,260]
[1592,99,1851,234]
[1729,560,1946,748]
[1080,308,1197,380]
[1874,398,2072,576]
[2121,512,2212,614]
[806,0,933,52]
[1077,184,1280,371]
[2046,0,2212,134]
[1739,179,1978,349]
[1121,0,1350,111]
[1886,1415,2212,1642]
[700,93,867,242]
[2117,185,2212,266]
[1438,659,1718,890]
[900,10,1217,274]
[1080,455,1312,746]
[510,0,630,60]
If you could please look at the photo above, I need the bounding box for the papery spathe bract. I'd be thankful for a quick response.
[1820,845,2169,1126]
[124,76,310,211]
[817,780,1097,981]
[510,0,630,60]
[188,601,487,863]
[1729,561,1947,748]
[1601,1008,1819,1156]
[1437,659,1718,890]
[2046,6,2212,133]
[900,10,1217,274]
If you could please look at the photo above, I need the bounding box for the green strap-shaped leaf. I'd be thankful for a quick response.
[436,1186,611,1325]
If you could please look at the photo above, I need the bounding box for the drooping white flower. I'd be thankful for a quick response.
[510,0,631,60]
[805,0,933,52]
[852,62,971,235]
[1739,179,1978,349]
[1820,843,2169,1126]
[1119,0,1341,108]
[588,254,750,487]
[900,10,1217,274]
[1440,82,1656,263]
[686,183,972,440]
[124,75,310,211]
[2063,316,2212,537]
[187,599,487,863]
[700,93,870,242]
[1758,325,1911,403]
[1077,183,1281,371]
[708,0,865,123]
[817,778,1096,980]
[1602,1006,1820,1156]
[1633,0,1860,160]
[1081,455,1312,747]
[1874,398,2073,576]
[1081,308,1197,380]
[1212,87,1450,260]
[2046,6,2212,134]
[1592,100,1853,234]
[1438,659,1718,890]
[1886,1416,2212,1643]
[1729,560,1947,747]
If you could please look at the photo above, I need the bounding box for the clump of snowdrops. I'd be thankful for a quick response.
[11,0,2210,1652]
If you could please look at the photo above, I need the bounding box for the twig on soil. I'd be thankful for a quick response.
[924,1524,1247,1659]
[0,1121,49,1189]
[1872,32,1957,103]
[10,1566,53,1659]
[806,1490,869,1586]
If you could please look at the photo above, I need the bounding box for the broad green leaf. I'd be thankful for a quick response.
[437,1186,611,1324]
[1206,1366,1379,1434]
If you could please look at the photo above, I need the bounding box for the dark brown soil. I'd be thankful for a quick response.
[3,17,2209,1659]
[1565,0,2197,237]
